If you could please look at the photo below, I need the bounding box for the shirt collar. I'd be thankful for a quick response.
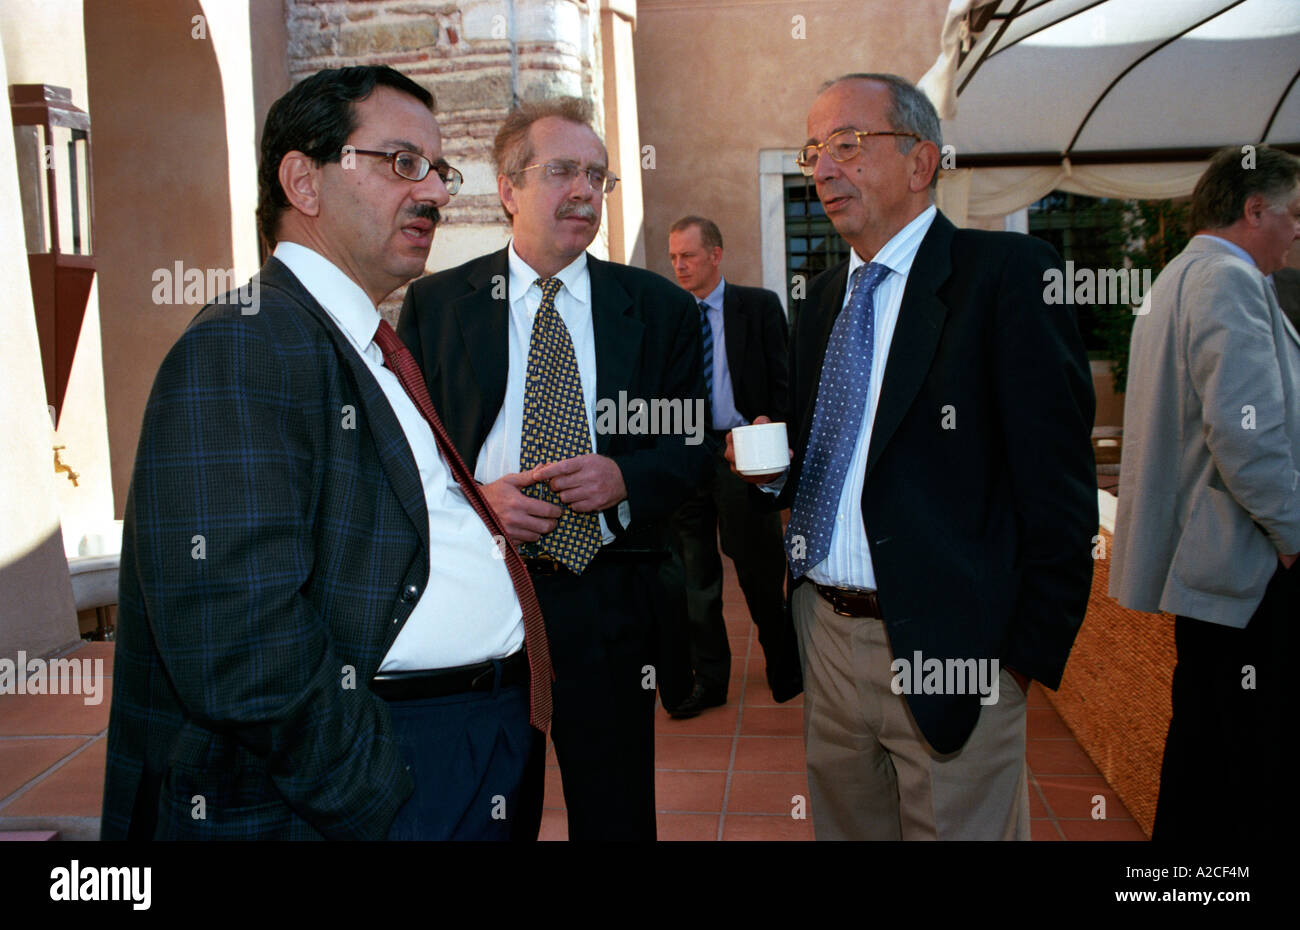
[1194,234,1258,270]
[699,276,726,311]
[273,241,380,354]
[507,241,590,305]
[846,204,938,284]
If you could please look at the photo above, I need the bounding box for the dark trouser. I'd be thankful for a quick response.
[1154,560,1296,842]
[384,667,542,841]
[524,556,660,840]
[670,453,800,698]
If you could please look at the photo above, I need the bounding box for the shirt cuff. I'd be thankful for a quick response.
[615,499,631,529]
[758,471,788,495]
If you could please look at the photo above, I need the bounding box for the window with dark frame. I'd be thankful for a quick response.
[783,182,1121,355]
[784,174,849,315]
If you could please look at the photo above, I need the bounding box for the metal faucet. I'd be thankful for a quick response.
[53,445,79,487]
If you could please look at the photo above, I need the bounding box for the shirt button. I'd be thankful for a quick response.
[401,584,419,603]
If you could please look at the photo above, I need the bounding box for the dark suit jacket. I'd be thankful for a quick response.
[778,211,1097,754]
[397,249,714,555]
[102,258,430,840]
[719,282,790,425]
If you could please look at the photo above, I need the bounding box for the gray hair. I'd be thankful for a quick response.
[820,73,943,189]
[1190,145,1300,232]
[492,96,602,222]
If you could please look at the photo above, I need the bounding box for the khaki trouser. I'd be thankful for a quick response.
[792,583,1030,840]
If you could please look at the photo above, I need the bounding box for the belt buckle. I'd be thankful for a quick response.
[819,584,871,618]
[830,592,857,618]
[527,554,563,575]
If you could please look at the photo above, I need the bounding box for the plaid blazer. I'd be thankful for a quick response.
[102,258,429,840]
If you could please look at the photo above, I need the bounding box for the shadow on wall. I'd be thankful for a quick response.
[0,528,80,659]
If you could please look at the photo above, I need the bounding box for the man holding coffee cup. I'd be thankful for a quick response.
[728,73,1096,840]
[664,216,801,718]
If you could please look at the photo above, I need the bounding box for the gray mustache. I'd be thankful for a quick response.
[556,203,597,222]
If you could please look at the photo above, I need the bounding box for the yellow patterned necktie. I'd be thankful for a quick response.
[519,277,603,573]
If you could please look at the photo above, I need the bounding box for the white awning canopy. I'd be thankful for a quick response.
[919,0,1300,221]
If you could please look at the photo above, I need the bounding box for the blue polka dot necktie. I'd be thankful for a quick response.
[784,262,890,579]
[519,277,602,573]
[699,300,714,413]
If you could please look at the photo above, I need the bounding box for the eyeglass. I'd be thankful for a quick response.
[516,161,619,194]
[349,148,463,195]
[795,129,922,176]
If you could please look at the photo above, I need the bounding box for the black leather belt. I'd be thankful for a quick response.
[522,554,571,575]
[522,548,669,575]
[814,584,883,619]
[370,650,528,701]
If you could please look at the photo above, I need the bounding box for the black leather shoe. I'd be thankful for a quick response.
[769,677,804,704]
[668,681,727,719]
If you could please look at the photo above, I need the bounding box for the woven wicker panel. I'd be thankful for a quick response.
[1042,528,1175,837]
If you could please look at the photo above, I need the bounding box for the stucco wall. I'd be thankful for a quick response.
[0,20,80,656]
[86,0,258,514]
[1,0,115,559]
[634,0,950,290]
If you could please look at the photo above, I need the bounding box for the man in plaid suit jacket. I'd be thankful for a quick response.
[102,67,537,840]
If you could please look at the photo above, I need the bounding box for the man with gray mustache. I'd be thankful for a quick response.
[398,97,712,839]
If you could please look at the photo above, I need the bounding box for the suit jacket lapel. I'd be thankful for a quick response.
[865,214,953,478]
[258,258,430,551]
[722,283,747,386]
[795,262,851,460]
[451,250,510,457]
[588,254,643,455]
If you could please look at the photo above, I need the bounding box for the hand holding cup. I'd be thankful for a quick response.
[725,416,791,484]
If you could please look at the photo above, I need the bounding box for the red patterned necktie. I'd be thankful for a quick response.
[372,319,552,730]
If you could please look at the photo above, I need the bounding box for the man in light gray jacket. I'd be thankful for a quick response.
[1110,145,1300,842]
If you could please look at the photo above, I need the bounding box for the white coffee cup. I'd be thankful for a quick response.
[731,421,789,475]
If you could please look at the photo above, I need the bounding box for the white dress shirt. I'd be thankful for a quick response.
[805,205,938,591]
[475,243,630,542]
[273,242,524,670]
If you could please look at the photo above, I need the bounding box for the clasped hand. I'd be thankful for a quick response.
[480,454,626,545]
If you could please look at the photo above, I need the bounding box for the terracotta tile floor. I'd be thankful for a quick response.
[1,565,1146,841]
[538,565,1147,841]
[0,642,113,840]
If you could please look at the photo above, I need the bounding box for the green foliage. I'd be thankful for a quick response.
[1096,198,1191,392]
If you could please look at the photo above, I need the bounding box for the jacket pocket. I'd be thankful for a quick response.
[1170,486,1277,599]
[157,762,309,840]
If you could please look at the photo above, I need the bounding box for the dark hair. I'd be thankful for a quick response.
[1190,145,1300,232]
[670,215,723,251]
[492,97,601,222]
[256,66,434,247]
[820,73,943,190]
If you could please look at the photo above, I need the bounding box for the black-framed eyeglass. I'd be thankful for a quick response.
[348,148,463,194]
[516,160,619,194]
[795,129,922,176]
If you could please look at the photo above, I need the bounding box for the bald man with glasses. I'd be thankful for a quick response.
[729,73,1096,840]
